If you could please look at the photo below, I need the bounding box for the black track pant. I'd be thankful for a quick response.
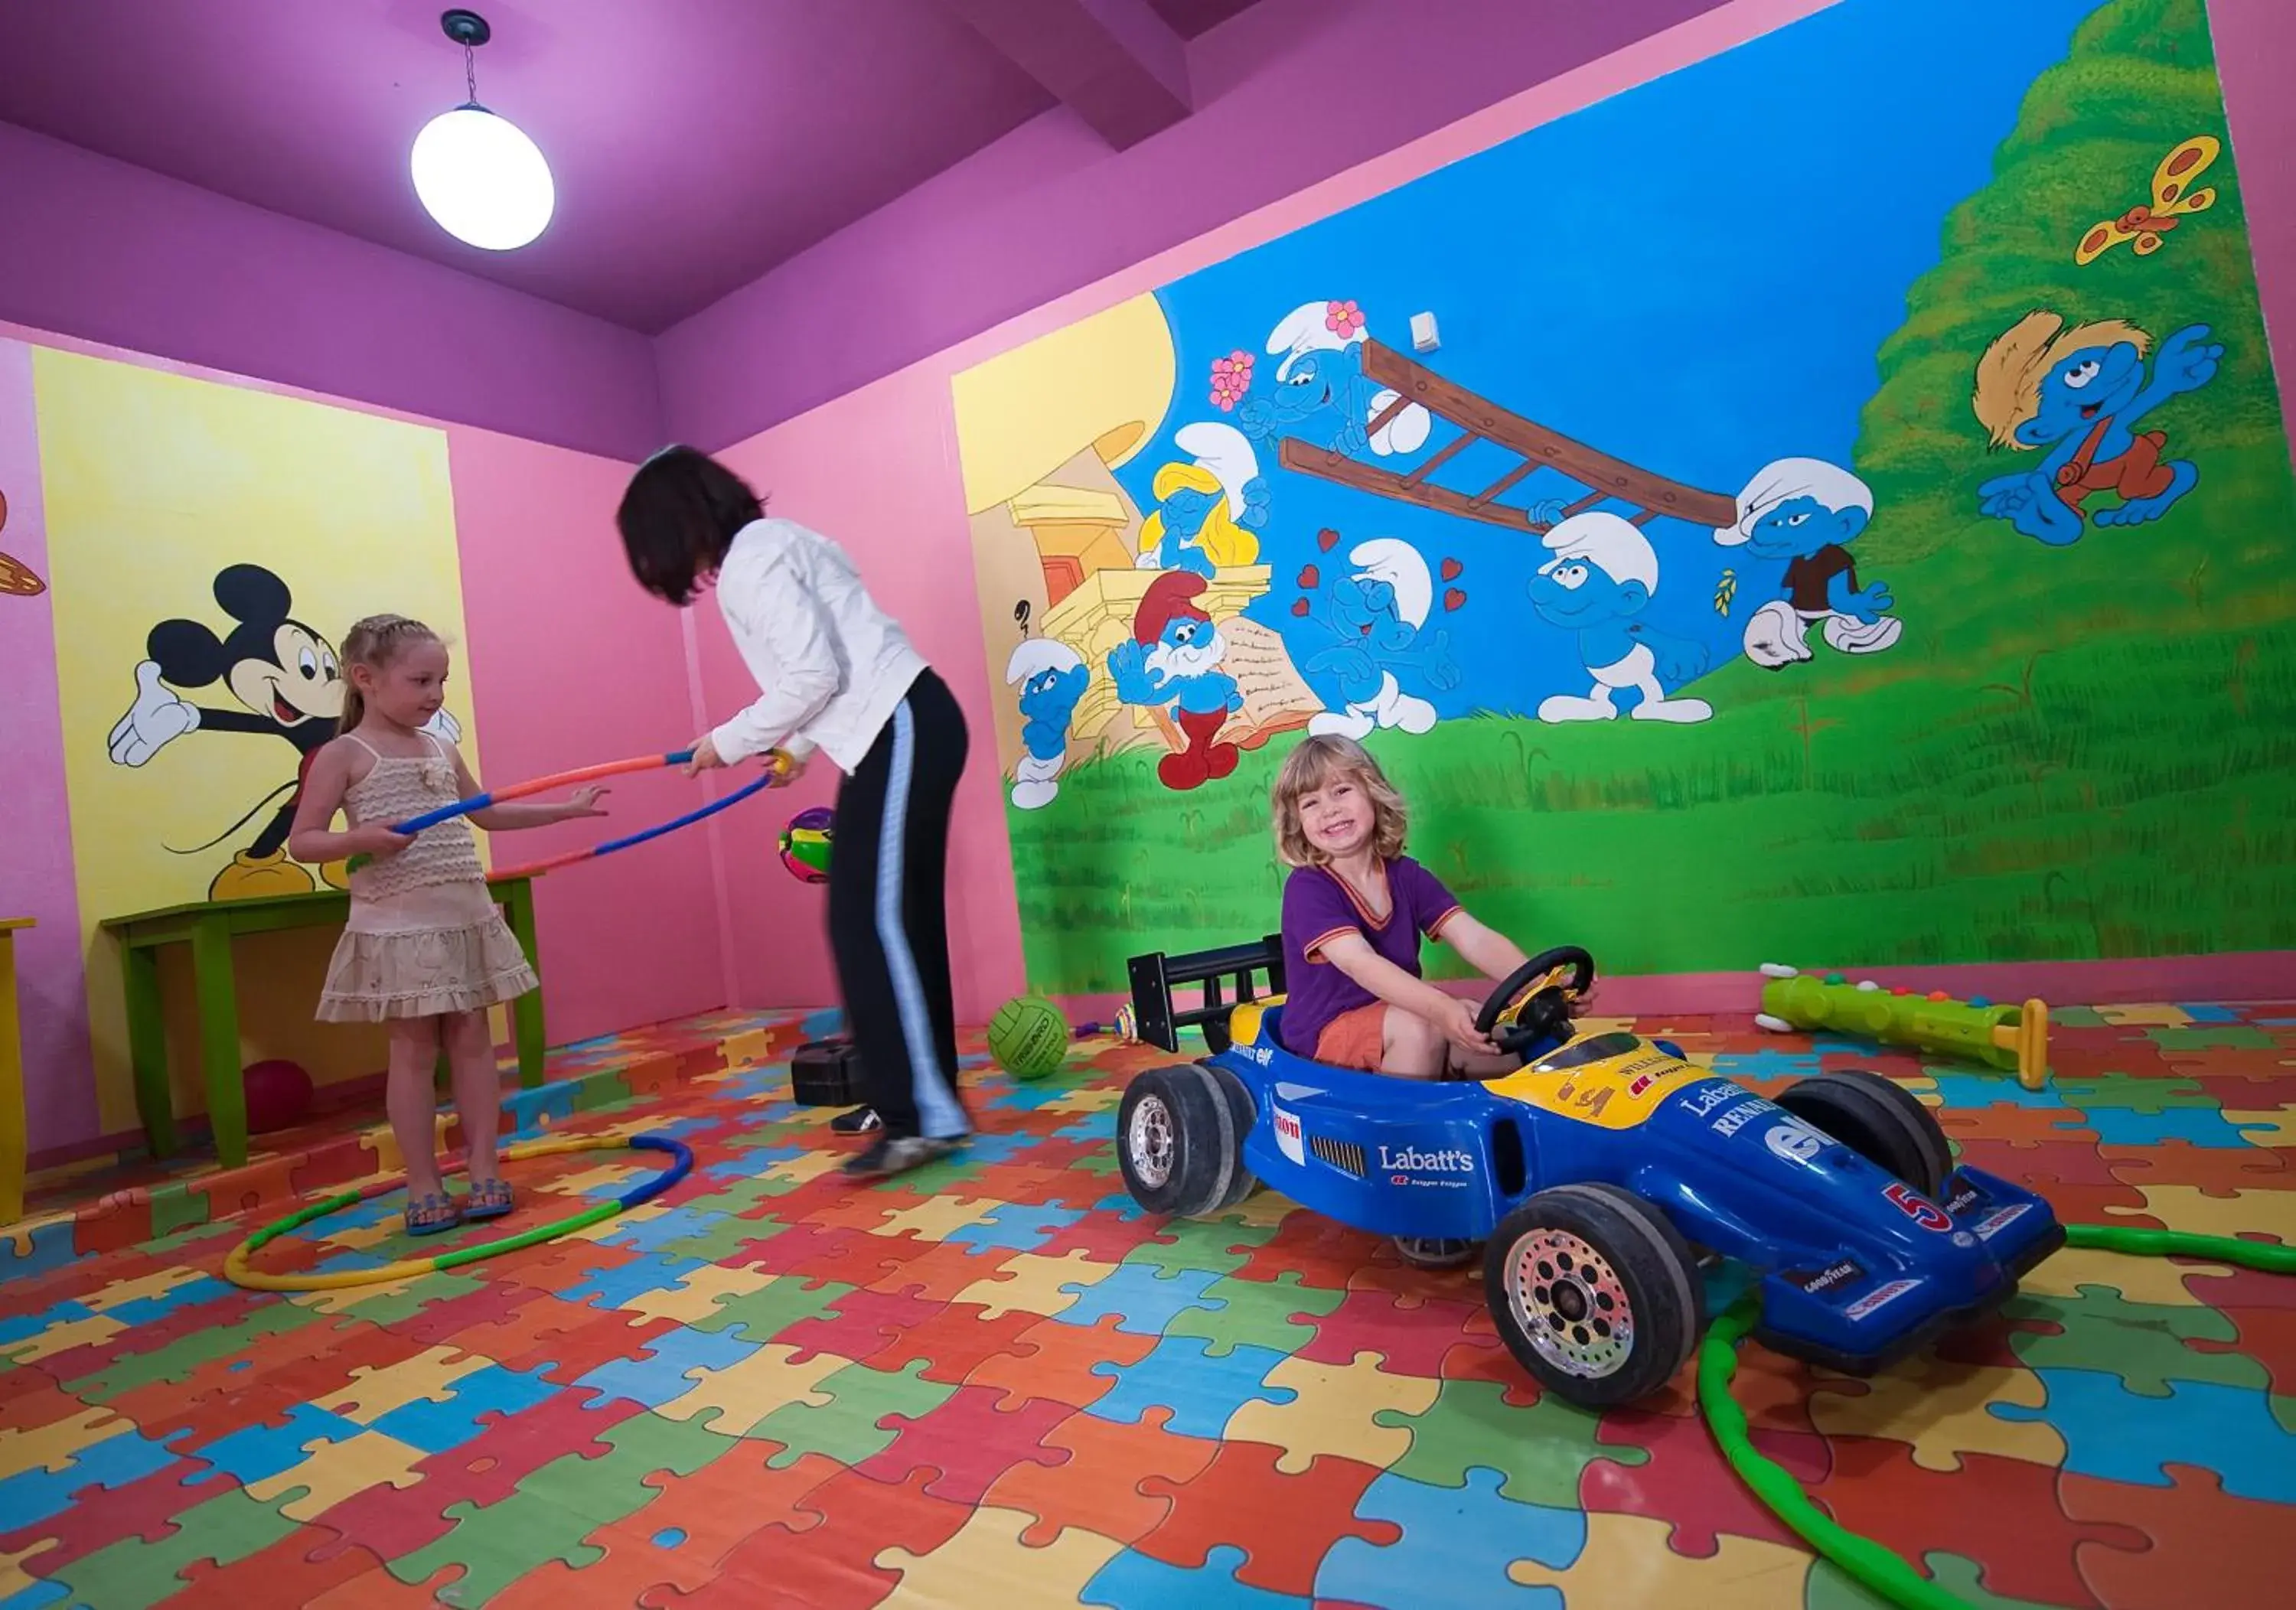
[827,668,970,1140]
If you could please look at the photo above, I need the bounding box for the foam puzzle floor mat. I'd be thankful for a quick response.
[2,1001,2291,1608]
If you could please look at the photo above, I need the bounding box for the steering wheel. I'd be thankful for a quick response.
[1476,946,1597,1058]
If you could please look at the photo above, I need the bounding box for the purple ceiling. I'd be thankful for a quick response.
[0,0,1267,333]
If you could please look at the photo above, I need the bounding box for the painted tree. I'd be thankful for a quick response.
[1854,0,2284,564]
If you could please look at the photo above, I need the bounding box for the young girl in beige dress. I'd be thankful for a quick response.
[289,616,605,1235]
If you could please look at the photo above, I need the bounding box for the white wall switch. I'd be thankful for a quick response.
[1410,311,1440,353]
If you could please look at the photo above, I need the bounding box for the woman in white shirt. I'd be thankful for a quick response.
[618,447,971,1181]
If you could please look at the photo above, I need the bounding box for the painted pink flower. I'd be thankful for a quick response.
[1325,300,1365,339]
[1209,350,1255,411]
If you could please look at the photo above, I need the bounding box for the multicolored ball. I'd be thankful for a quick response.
[778,807,833,885]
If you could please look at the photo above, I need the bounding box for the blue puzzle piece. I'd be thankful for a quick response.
[1085,1336,1290,1438]
[1083,1543,1311,1610]
[802,1008,845,1038]
[2050,1106,2270,1149]
[1317,1466,1583,1608]
[563,1253,706,1309]
[1055,1264,1225,1336]
[944,1202,1085,1254]
[1052,1115,1113,1143]
[196,1401,364,1485]
[602,1209,732,1256]
[502,1081,578,1133]
[1711,1050,1822,1080]
[575,1322,758,1410]
[1924,1072,2069,1112]
[949,1131,1041,1165]
[0,1301,95,1348]
[0,1428,201,1528]
[2171,1003,2244,1023]
[1,1220,83,1282]
[1092,1193,1151,1221]
[99,1276,233,1329]
[981,1082,1085,1113]
[368,1364,562,1454]
[0,1579,67,1609]
[1991,1368,2296,1503]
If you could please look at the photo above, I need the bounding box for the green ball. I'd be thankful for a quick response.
[988,995,1070,1080]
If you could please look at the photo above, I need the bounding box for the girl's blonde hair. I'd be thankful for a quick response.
[1272,735,1408,867]
[337,614,442,735]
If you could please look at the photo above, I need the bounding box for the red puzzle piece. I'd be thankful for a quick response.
[775,1285,944,1365]
[1293,1289,1482,1377]
[963,1313,1157,1412]
[625,1445,843,1571]
[1139,1441,1394,1595]
[1806,1442,2147,1606]
[710,1462,971,1608]
[171,1530,395,1610]
[862,1299,1045,1389]
[1587,1401,1827,1556]
[982,1404,1220,1546]
[856,1383,1072,1503]
[2102,1139,2291,1195]
[2065,1462,2280,1608]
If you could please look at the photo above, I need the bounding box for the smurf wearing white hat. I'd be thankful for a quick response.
[1305,538,1448,739]
[1005,637,1088,810]
[1137,422,1269,577]
[1238,300,1433,458]
[1529,512,1711,723]
[1714,458,1901,670]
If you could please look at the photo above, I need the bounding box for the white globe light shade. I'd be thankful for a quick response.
[410,106,554,250]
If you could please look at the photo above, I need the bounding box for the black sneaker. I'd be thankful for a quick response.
[830,1106,881,1135]
[841,1134,964,1181]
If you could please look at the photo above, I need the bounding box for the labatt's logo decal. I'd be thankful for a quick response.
[1379,1144,1475,1177]
[1883,1181,1953,1233]
[1271,1106,1305,1166]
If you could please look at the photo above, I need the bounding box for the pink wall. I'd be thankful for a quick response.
[0,339,99,1150]
[445,429,727,1047]
[700,0,2296,1018]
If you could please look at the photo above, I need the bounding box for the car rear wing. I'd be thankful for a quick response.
[1127,937,1285,1054]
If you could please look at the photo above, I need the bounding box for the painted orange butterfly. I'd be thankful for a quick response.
[2076,135,2219,266]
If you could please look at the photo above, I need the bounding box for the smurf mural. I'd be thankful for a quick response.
[951,0,2296,993]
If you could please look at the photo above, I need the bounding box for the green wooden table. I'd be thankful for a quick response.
[100,878,543,1168]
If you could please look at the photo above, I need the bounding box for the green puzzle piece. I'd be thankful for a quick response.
[693,1277,854,1344]
[753,1356,956,1465]
[2147,1025,2276,1052]
[145,1218,245,1256]
[67,1301,327,1400]
[50,1488,301,1610]
[1163,1270,1345,1357]
[148,1188,214,1240]
[1805,1552,2059,1610]
[319,1272,490,1328]
[1372,1377,1647,1509]
[392,1487,608,1606]
[654,1209,792,1265]
[1122,1214,1279,1280]
[2053,1071,2215,1115]
[2003,1285,2268,1397]
[2272,1393,2295,1437]
[514,1410,735,1529]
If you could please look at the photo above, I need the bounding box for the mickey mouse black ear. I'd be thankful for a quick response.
[214,563,292,622]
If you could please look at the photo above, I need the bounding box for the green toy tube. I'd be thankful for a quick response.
[1698,1223,2294,1610]
[1757,965,2050,1090]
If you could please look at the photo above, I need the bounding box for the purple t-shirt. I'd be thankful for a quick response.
[1279,858,1463,1056]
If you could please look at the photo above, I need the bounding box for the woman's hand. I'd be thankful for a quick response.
[566,786,610,817]
[773,750,808,785]
[683,735,726,775]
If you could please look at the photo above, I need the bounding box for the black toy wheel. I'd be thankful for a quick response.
[1484,1183,1705,1408]
[1117,1064,1239,1218]
[1205,1061,1261,1210]
[1774,1070,1951,1198]
[1394,1236,1480,1270]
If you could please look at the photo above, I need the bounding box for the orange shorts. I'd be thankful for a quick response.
[1314,1002,1389,1071]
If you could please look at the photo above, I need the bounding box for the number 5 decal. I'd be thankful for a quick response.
[1884,1181,1952,1233]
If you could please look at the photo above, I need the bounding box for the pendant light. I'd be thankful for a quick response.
[409,9,555,251]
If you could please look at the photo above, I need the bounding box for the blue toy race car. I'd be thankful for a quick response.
[1117,942,2066,1408]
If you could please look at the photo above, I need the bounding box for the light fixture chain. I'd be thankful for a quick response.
[463,41,478,106]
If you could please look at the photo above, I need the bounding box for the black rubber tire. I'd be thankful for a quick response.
[1484,1183,1706,1409]
[1205,1062,1261,1211]
[1117,1064,1238,1218]
[1394,1237,1481,1270]
[1774,1070,1952,1198]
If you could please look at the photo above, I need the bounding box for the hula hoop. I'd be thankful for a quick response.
[1698,1221,2296,1610]
[222,1132,693,1292]
[490,769,780,880]
[390,747,793,835]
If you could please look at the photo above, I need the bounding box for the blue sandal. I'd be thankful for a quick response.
[465,1177,514,1222]
[404,1193,462,1237]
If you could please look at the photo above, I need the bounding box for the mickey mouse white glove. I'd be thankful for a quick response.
[108,660,201,766]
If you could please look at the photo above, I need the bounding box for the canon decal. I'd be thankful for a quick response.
[1272,1105,1305,1166]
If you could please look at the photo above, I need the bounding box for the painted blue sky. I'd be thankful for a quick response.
[1117,0,2115,719]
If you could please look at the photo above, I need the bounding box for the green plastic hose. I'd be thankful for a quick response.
[1696,1223,2294,1610]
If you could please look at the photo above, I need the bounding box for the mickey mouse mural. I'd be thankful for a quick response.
[105,563,460,900]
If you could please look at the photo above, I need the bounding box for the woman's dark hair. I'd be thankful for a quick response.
[616,446,766,605]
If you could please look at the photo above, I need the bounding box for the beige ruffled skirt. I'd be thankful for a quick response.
[318,878,537,1022]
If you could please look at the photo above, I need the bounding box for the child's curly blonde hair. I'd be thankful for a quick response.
[1271,735,1409,868]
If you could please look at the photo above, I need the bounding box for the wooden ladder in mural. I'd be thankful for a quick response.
[1278,340,1737,533]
